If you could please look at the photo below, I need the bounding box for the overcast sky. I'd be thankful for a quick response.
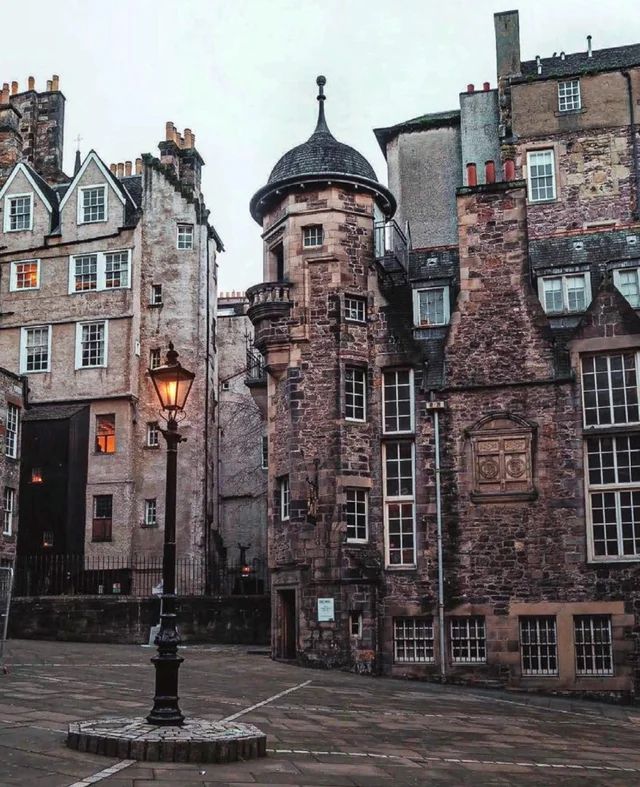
[3,0,638,292]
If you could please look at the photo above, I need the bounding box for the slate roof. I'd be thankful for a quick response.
[22,403,89,421]
[529,229,640,273]
[374,110,460,155]
[517,43,640,82]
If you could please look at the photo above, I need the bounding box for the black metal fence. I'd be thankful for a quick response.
[13,554,269,598]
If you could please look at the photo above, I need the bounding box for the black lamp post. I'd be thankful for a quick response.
[147,343,195,726]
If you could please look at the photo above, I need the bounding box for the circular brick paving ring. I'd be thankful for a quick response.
[67,717,267,763]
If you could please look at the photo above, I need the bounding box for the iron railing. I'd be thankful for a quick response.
[12,554,269,598]
[373,220,408,269]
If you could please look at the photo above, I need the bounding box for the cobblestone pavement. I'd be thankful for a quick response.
[1,640,640,786]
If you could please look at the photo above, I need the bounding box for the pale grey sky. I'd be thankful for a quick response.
[3,0,638,291]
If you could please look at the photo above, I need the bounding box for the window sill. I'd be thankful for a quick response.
[554,108,586,117]
[91,539,113,543]
[385,565,417,572]
[345,418,367,424]
[587,557,640,565]
[79,219,108,225]
[346,540,369,546]
[528,198,558,206]
[344,318,366,325]
[5,228,34,233]
[141,523,158,529]
[93,452,116,457]
[148,303,163,309]
[10,288,40,293]
[143,444,161,450]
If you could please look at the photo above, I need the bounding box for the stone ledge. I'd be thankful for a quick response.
[67,717,267,763]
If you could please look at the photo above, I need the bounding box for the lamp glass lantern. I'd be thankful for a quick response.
[149,345,195,413]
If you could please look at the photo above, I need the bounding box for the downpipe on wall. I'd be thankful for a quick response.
[428,398,447,680]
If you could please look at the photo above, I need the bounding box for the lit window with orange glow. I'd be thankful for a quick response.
[11,259,40,291]
[95,414,116,454]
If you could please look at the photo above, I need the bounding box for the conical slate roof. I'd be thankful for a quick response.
[250,76,395,223]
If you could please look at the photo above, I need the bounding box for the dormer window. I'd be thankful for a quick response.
[79,185,107,223]
[613,268,640,308]
[558,79,581,112]
[302,225,323,248]
[538,273,590,314]
[5,194,33,232]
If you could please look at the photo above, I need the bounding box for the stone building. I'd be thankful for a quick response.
[0,367,26,567]
[247,10,640,698]
[216,291,267,570]
[0,76,223,583]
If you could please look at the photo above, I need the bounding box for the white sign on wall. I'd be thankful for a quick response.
[317,597,335,622]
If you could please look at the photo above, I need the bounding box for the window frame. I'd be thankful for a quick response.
[344,366,367,422]
[345,488,368,543]
[2,487,15,536]
[146,422,160,448]
[302,224,323,249]
[574,615,614,676]
[349,611,363,639]
[4,193,34,232]
[5,403,19,459]
[95,413,116,454]
[75,320,108,369]
[10,259,40,291]
[383,440,416,568]
[412,286,450,327]
[20,325,51,374]
[581,352,640,428]
[149,348,162,370]
[557,79,581,112]
[526,149,557,203]
[177,223,194,250]
[537,272,591,315]
[261,435,268,470]
[450,617,487,664]
[393,617,435,663]
[613,267,640,309]
[382,368,415,434]
[78,184,108,224]
[344,295,366,324]
[150,283,163,306]
[519,616,558,676]
[68,249,131,294]
[144,498,158,527]
[92,494,113,542]
[279,475,290,521]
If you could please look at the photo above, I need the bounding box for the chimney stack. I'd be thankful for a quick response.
[124,160,132,176]
[116,162,124,178]
[52,74,59,91]
[184,128,193,148]
[46,79,52,91]
[587,35,593,57]
[494,10,521,78]
[135,157,142,175]
[27,76,35,91]
[504,159,515,181]
[466,162,478,187]
[1,84,9,105]
[485,160,496,184]
[11,81,18,95]
[536,55,542,75]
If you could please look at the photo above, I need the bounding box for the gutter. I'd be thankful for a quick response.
[622,70,640,221]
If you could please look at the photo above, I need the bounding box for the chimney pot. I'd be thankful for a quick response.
[587,34,593,57]
[109,163,117,174]
[504,159,515,181]
[184,128,193,148]
[560,51,565,61]
[483,81,490,91]
[165,121,174,141]
[466,162,478,187]
[124,160,132,176]
[52,74,59,91]
[28,76,35,91]
[467,83,475,93]
[11,81,18,95]
[116,162,124,178]
[191,132,196,148]
[46,80,52,91]
[536,55,542,75]
[135,157,143,175]
[485,160,496,184]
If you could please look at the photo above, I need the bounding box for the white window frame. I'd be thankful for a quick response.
[581,352,640,428]
[149,348,162,370]
[3,487,15,536]
[4,193,34,232]
[279,475,290,521]
[450,617,487,664]
[537,273,591,314]
[68,249,131,294]
[146,422,160,448]
[613,267,640,309]
[413,286,450,327]
[393,617,435,663]
[10,259,40,291]
[78,184,108,224]
[526,150,556,203]
[302,225,323,248]
[558,79,581,112]
[345,366,367,422]
[5,404,19,459]
[382,369,415,434]
[150,283,163,305]
[349,611,363,639]
[75,321,108,369]
[177,223,194,250]
[520,616,558,676]
[574,615,614,676]
[345,488,368,543]
[144,498,157,527]
[383,441,416,568]
[19,325,52,374]
[344,295,366,323]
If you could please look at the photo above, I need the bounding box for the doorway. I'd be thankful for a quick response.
[276,588,296,660]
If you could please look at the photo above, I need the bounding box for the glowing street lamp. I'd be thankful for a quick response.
[146,343,194,726]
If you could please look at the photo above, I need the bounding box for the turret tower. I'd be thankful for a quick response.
[247,77,395,665]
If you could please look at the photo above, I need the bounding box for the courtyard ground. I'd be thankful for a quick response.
[0,640,639,786]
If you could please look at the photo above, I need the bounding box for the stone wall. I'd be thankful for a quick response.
[8,595,270,645]
[0,368,24,565]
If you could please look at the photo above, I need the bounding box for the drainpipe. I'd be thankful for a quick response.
[622,71,640,221]
[427,397,447,680]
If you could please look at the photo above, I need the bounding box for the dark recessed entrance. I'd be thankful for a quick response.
[276,588,296,660]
